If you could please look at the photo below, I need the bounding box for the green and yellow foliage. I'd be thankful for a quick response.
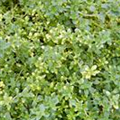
[0,0,120,119]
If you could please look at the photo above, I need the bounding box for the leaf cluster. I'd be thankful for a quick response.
[0,0,120,119]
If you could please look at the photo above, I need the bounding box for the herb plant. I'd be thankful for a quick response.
[0,0,120,119]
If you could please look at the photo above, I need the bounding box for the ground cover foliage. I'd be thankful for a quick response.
[0,0,120,119]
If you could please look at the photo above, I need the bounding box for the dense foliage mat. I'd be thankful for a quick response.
[0,0,120,119]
